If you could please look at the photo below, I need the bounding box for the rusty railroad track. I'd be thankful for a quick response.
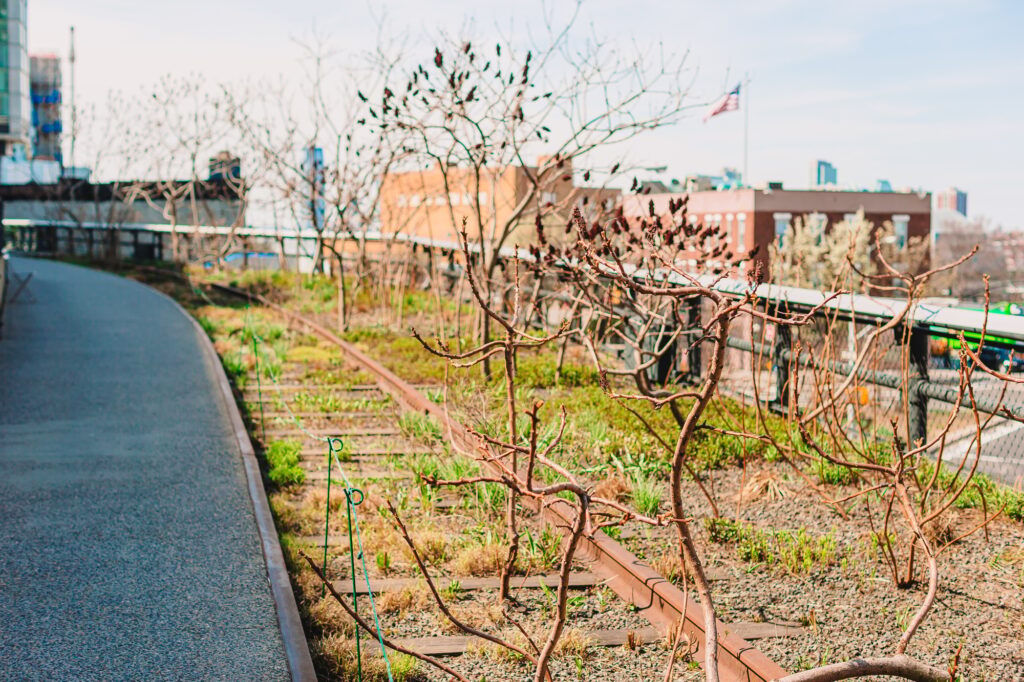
[146,268,793,681]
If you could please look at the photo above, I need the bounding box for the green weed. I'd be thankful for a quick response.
[704,517,742,543]
[709,518,838,574]
[521,526,561,571]
[266,439,305,487]
[222,352,248,388]
[810,457,856,486]
[630,472,662,517]
[399,412,443,443]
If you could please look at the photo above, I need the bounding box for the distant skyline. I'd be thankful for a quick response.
[28,0,1024,228]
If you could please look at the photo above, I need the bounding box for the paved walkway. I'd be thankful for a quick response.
[0,258,289,680]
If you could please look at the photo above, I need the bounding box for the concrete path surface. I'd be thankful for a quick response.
[0,258,290,680]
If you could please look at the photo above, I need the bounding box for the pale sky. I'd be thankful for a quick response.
[28,0,1024,228]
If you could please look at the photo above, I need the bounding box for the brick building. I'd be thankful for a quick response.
[622,187,932,277]
[379,158,617,247]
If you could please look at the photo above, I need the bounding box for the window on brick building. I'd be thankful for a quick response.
[773,212,792,245]
[892,214,909,249]
[808,212,826,244]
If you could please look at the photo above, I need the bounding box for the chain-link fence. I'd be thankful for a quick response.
[717,315,1024,489]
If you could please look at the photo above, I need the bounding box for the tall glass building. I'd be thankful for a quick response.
[814,160,837,187]
[0,0,31,158]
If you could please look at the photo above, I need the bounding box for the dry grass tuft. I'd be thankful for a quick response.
[306,487,347,515]
[465,631,532,663]
[739,470,792,504]
[450,541,506,576]
[404,529,449,565]
[554,628,593,658]
[315,636,423,681]
[377,582,430,616]
[593,475,632,503]
[295,567,327,603]
[272,494,322,536]
[649,552,687,586]
[923,509,959,546]
[313,633,357,679]
[308,597,356,637]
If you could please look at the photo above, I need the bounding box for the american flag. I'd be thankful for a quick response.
[703,84,741,122]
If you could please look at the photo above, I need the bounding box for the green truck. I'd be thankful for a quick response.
[932,302,1024,371]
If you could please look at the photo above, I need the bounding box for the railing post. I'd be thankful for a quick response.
[903,325,929,447]
[686,296,702,383]
[771,324,792,412]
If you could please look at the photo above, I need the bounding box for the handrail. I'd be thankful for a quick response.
[11,217,1024,350]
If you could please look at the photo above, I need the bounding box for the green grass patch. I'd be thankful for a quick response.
[629,471,662,517]
[266,439,305,487]
[286,345,340,364]
[809,457,857,486]
[917,459,1024,522]
[516,354,600,389]
[399,412,443,443]
[704,518,838,574]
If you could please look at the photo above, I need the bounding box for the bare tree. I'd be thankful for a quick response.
[930,214,1006,299]
[535,196,999,681]
[364,8,693,370]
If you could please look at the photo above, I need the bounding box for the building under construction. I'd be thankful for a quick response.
[30,53,61,163]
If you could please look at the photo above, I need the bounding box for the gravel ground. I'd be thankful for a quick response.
[375,588,704,682]
[620,459,1024,681]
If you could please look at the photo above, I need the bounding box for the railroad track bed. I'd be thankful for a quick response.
[142,268,1024,681]
[286,308,1024,682]
[191,294,714,681]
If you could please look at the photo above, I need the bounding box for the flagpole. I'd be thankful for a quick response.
[743,73,750,187]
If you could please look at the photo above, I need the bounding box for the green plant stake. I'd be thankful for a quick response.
[247,308,266,443]
[344,482,365,682]
[321,437,341,599]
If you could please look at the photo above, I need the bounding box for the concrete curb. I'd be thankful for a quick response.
[159,287,317,682]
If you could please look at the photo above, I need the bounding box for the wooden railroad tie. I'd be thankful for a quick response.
[261,427,401,438]
[298,447,435,459]
[393,621,804,657]
[344,571,602,595]
[243,383,384,392]
[302,468,414,483]
[311,565,733,588]
[250,411,388,420]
